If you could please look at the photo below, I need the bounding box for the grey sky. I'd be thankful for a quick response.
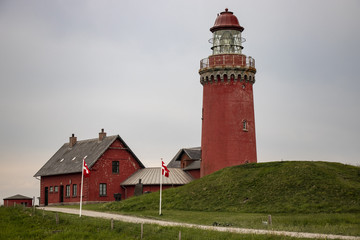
[0,0,359,203]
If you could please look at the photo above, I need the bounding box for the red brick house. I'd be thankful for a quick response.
[3,194,33,207]
[167,147,201,179]
[34,129,145,206]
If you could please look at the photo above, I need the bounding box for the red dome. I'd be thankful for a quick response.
[210,8,244,33]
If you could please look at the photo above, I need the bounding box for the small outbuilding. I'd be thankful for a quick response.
[121,168,193,199]
[167,147,201,179]
[3,194,33,207]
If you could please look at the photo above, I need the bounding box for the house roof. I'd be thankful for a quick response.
[34,135,144,177]
[167,147,201,168]
[121,168,193,186]
[3,194,32,200]
[183,160,201,171]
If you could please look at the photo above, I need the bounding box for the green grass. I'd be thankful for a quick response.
[71,205,359,236]
[0,206,314,240]
[38,161,360,238]
[104,161,360,214]
[84,161,360,236]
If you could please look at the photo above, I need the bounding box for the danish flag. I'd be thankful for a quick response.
[161,161,170,178]
[83,156,90,177]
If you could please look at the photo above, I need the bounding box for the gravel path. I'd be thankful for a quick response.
[41,207,359,240]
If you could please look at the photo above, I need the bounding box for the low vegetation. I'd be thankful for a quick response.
[0,206,312,239]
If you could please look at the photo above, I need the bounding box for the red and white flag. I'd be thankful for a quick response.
[83,157,90,177]
[161,161,170,178]
[80,155,89,217]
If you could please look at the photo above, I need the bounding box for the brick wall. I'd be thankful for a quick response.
[4,199,32,207]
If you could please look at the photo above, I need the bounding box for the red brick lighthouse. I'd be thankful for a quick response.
[199,9,257,177]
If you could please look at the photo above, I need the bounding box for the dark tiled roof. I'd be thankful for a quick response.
[183,147,201,159]
[121,168,193,186]
[167,147,201,168]
[183,160,201,170]
[34,135,144,177]
[3,194,32,200]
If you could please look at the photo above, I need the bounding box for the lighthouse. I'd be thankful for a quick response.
[199,9,257,177]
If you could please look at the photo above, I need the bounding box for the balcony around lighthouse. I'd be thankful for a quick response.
[200,54,255,70]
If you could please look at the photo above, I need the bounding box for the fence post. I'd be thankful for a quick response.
[55,213,59,225]
[268,215,272,225]
[179,231,181,240]
[111,218,114,230]
[140,223,143,240]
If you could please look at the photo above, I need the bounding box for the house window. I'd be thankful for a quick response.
[73,184,77,197]
[50,186,53,193]
[112,161,119,174]
[99,183,107,196]
[66,185,71,197]
[54,186,58,192]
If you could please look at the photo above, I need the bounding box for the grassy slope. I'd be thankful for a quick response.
[103,161,360,214]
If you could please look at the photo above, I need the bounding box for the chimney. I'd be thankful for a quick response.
[69,133,77,148]
[99,128,106,141]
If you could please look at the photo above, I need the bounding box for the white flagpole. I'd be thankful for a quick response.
[79,156,87,217]
[159,158,163,216]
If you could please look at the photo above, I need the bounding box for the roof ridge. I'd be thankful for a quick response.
[34,134,145,177]
[3,194,32,200]
[63,135,118,145]
[183,146,201,150]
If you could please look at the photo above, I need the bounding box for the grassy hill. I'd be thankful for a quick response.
[103,161,360,214]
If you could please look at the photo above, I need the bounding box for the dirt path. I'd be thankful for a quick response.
[41,207,359,240]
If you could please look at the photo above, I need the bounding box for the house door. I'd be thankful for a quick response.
[60,185,64,203]
[44,187,48,206]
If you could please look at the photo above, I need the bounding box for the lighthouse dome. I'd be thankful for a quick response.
[210,8,244,32]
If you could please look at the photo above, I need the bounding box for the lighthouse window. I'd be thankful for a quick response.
[243,120,248,131]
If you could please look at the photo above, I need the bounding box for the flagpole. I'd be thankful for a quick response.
[79,156,86,217]
[159,158,163,216]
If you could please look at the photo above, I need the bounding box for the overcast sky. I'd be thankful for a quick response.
[1,0,359,203]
